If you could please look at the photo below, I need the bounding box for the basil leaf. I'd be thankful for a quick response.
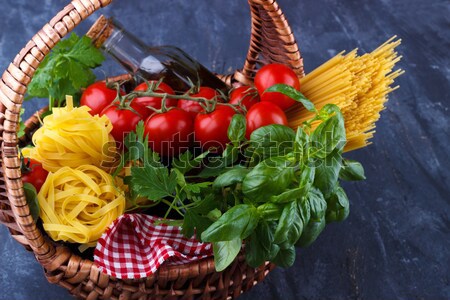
[296,216,326,247]
[299,165,315,196]
[326,186,350,222]
[339,159,366,181]
[249,125,295,162]
[23,183,39,223]
[294,126,309,161]
[257,202,283,221]
[297,197,311,227]
[274,201,303,246]
[213,238,242,272]
[242,157,295,203]
[213,167,249,189]
[310,107,346,159]
[266,84,316,112]
[201,204,259,242]
[272,245,296,268]
[245,221,274,268]
[270,187,302,204]
[314,148,342,198]
[273,201,296,244]
[227,114,246,144]
[307,188,327,220]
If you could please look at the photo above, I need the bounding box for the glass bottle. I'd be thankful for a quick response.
[87,16,228,93]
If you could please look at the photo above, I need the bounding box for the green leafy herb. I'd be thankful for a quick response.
[245,220,275,267]
[249,125,295,162]
[27,33,104,107]
[131,164,177,201]
[23,183,39,222]
[266,84,316,112]
[242,156,295,203]
[18,108,26,138]
[326,186,350,222]
[201,204,259,242]
[227,114,247,144]
[339,159,366,181]
[121,83,366,272]
[213,238,242,271]
[213,167,249,189]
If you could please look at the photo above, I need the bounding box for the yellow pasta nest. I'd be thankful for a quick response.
[38,165,125,245]
[29,97,118,172]
[286,36,404,152]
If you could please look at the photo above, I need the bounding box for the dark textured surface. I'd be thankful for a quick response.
[0,0,449,299]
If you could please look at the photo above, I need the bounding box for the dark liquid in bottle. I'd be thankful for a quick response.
[116,45,227,93]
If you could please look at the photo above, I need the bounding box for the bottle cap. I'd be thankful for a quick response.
[86,15,114,48]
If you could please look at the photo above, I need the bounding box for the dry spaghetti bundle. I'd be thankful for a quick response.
[286,36,404,151]
[27,97,118,172]
[38,165,125,245]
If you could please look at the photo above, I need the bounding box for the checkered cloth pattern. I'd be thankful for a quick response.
[94,214,212,279]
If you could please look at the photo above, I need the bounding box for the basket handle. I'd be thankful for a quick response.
[0,0,113,262]
[233,0,304,85]
[0,0,304,264]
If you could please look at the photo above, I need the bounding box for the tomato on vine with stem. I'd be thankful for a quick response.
[195,105,237,152]
[229,86,260,112]
[101,101,147,144]
[245,101,288,138]
[133,81,177,116]
[144,109,194,157]
[81,81,123,116]
[178,86,219,119]
[21,157,48,191]
[254,64,300,111]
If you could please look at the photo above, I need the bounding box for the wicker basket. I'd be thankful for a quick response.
[0,0,304,299]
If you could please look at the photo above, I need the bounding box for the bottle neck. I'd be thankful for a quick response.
[102,20,152,74]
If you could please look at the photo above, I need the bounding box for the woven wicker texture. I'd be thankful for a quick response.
[0,0,303,299]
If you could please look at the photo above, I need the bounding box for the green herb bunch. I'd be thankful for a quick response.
[27,33,104,108]
[124,85,366,271]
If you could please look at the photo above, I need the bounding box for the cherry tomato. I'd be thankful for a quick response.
[81,81,121,116]
[101,103,147,143]
[245,101,288,139]
[22,158,48,191]
[133,81,177,116]
[229,86,260,112]
[144,109,193,157]
[194,105,236,152]
[178,87,218,119]
[254,64,300,111]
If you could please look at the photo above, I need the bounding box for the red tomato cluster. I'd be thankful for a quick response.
[79,63,300,157]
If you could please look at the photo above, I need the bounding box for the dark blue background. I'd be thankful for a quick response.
[0,0,449,299]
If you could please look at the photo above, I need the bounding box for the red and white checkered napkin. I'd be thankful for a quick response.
[94,214,212,279]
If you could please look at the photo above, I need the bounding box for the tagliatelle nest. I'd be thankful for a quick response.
[26,97,118,172]
[38,165,125,246]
